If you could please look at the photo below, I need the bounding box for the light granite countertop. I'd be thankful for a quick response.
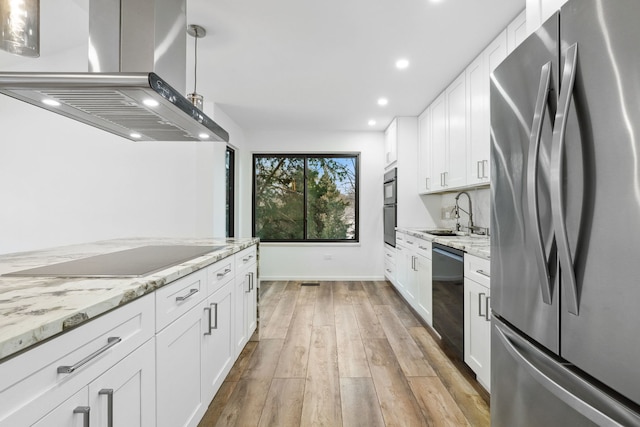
[0,237,259,362]
[396,227,490,260]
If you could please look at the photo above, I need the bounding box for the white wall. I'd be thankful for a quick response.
[0,0,235,254]
[243,130,385,281]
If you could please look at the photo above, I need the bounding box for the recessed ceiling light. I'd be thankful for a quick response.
[396,59,410,69]
[130,132,142,139]
[143,99,159,107]
[42,99,60,107]
[368,120,376,126]
[377,98,388,106]
[198,133,210,139]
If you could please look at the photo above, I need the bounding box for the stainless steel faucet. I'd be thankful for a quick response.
[454,191,474,232]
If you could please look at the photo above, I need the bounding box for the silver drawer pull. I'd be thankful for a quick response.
[176,288,199,302]
[58,337,122,374]
[476,269,490,278]
[242,255,254,262]
[74,406,90,427]
[216,268,232,278]
[407,240,414,244]
[418,245,428,250]
[386,269,392,273]
[386,253,392,257]
[485,296,491,321]
[98,389,114,427]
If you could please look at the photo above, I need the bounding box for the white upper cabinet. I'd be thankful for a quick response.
[467,29,508,186]
[384,119,398,168]
[417,106,432,193]
[466,53,488,186]
[430,92,447,191]
[417,11,524,194]
[507,10,528,53]
[445,72,467,189]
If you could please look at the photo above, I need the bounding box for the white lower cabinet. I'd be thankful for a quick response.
[0,243,260,427]
[0,294,155,427]
[30,338,156,427]
[202,280,234,402]
[234,246,258,356]
[89,338,156,427]
[156,298,208,427]
[392,231,433,327]
[415,251,433,326]
[464,254,491,391]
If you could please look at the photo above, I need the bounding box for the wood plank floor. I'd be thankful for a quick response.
[198,281,490,427]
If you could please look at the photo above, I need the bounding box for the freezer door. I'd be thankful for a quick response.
[490,13,560,352]
[556,0,640,407]
[492,318,640,427]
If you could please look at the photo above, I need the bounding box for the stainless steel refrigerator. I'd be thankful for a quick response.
[490,0,640,425]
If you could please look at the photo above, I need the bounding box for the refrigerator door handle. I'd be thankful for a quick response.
[495,320,640,427]
[526,61,554,305]
[550,43,580,315]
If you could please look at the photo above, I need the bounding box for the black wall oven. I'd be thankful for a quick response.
[383,168,397,247]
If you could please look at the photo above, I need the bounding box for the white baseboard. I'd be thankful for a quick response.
[259,275,386,282]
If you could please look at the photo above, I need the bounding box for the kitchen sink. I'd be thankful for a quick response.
[421,229,459,236]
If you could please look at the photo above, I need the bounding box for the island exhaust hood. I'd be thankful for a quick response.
[0,0,229,142]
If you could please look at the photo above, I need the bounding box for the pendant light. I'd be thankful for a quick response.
[0,0,39,57]
[186,24,206,110]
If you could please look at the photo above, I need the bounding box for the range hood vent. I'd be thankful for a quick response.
[0,0,229,142]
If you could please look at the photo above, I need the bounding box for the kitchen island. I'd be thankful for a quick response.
[0,237,258,361]
[0,237,259,427]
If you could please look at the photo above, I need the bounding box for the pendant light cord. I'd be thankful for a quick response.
[193,32,199,94]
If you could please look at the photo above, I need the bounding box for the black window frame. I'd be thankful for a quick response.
[226,146,235,238]
[252,153,360,243]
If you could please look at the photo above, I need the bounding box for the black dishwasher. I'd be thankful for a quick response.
[432,243,464,360]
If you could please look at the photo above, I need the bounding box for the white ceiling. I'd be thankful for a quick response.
[186,0,525,132]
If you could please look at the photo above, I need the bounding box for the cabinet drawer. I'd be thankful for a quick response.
[235,245,257,271]
[0,294,154,425]
[415,239,432,259]
[206,257,234,296]
[464,254,490,288]
[384,247,396,265]
[384,260,396,279]
[395,231,407,246]
[156,269,207,332]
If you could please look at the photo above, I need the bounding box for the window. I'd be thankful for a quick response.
[226,146,235,238]
[253,154,359,242]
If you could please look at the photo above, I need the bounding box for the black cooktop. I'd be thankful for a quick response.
[3,245,223,278]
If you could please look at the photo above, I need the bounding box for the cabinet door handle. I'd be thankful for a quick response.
[245,273,251,293]
[483,160,489,179]
[477,161,482,179]
[73,406,91,427]
[440,172,444,187]
[211,302,218,330]
[485,296,491,321]
[250,272,254,291]
[176,288,199,302]
[426,177,430,190]
[204,306,213,335]
[476,269,490,278]
[478,292,486,317]
[58,337,122,374]
[98,389,114,427]
[217,268,232,278]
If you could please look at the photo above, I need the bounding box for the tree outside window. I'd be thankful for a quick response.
[253,154,359,242]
